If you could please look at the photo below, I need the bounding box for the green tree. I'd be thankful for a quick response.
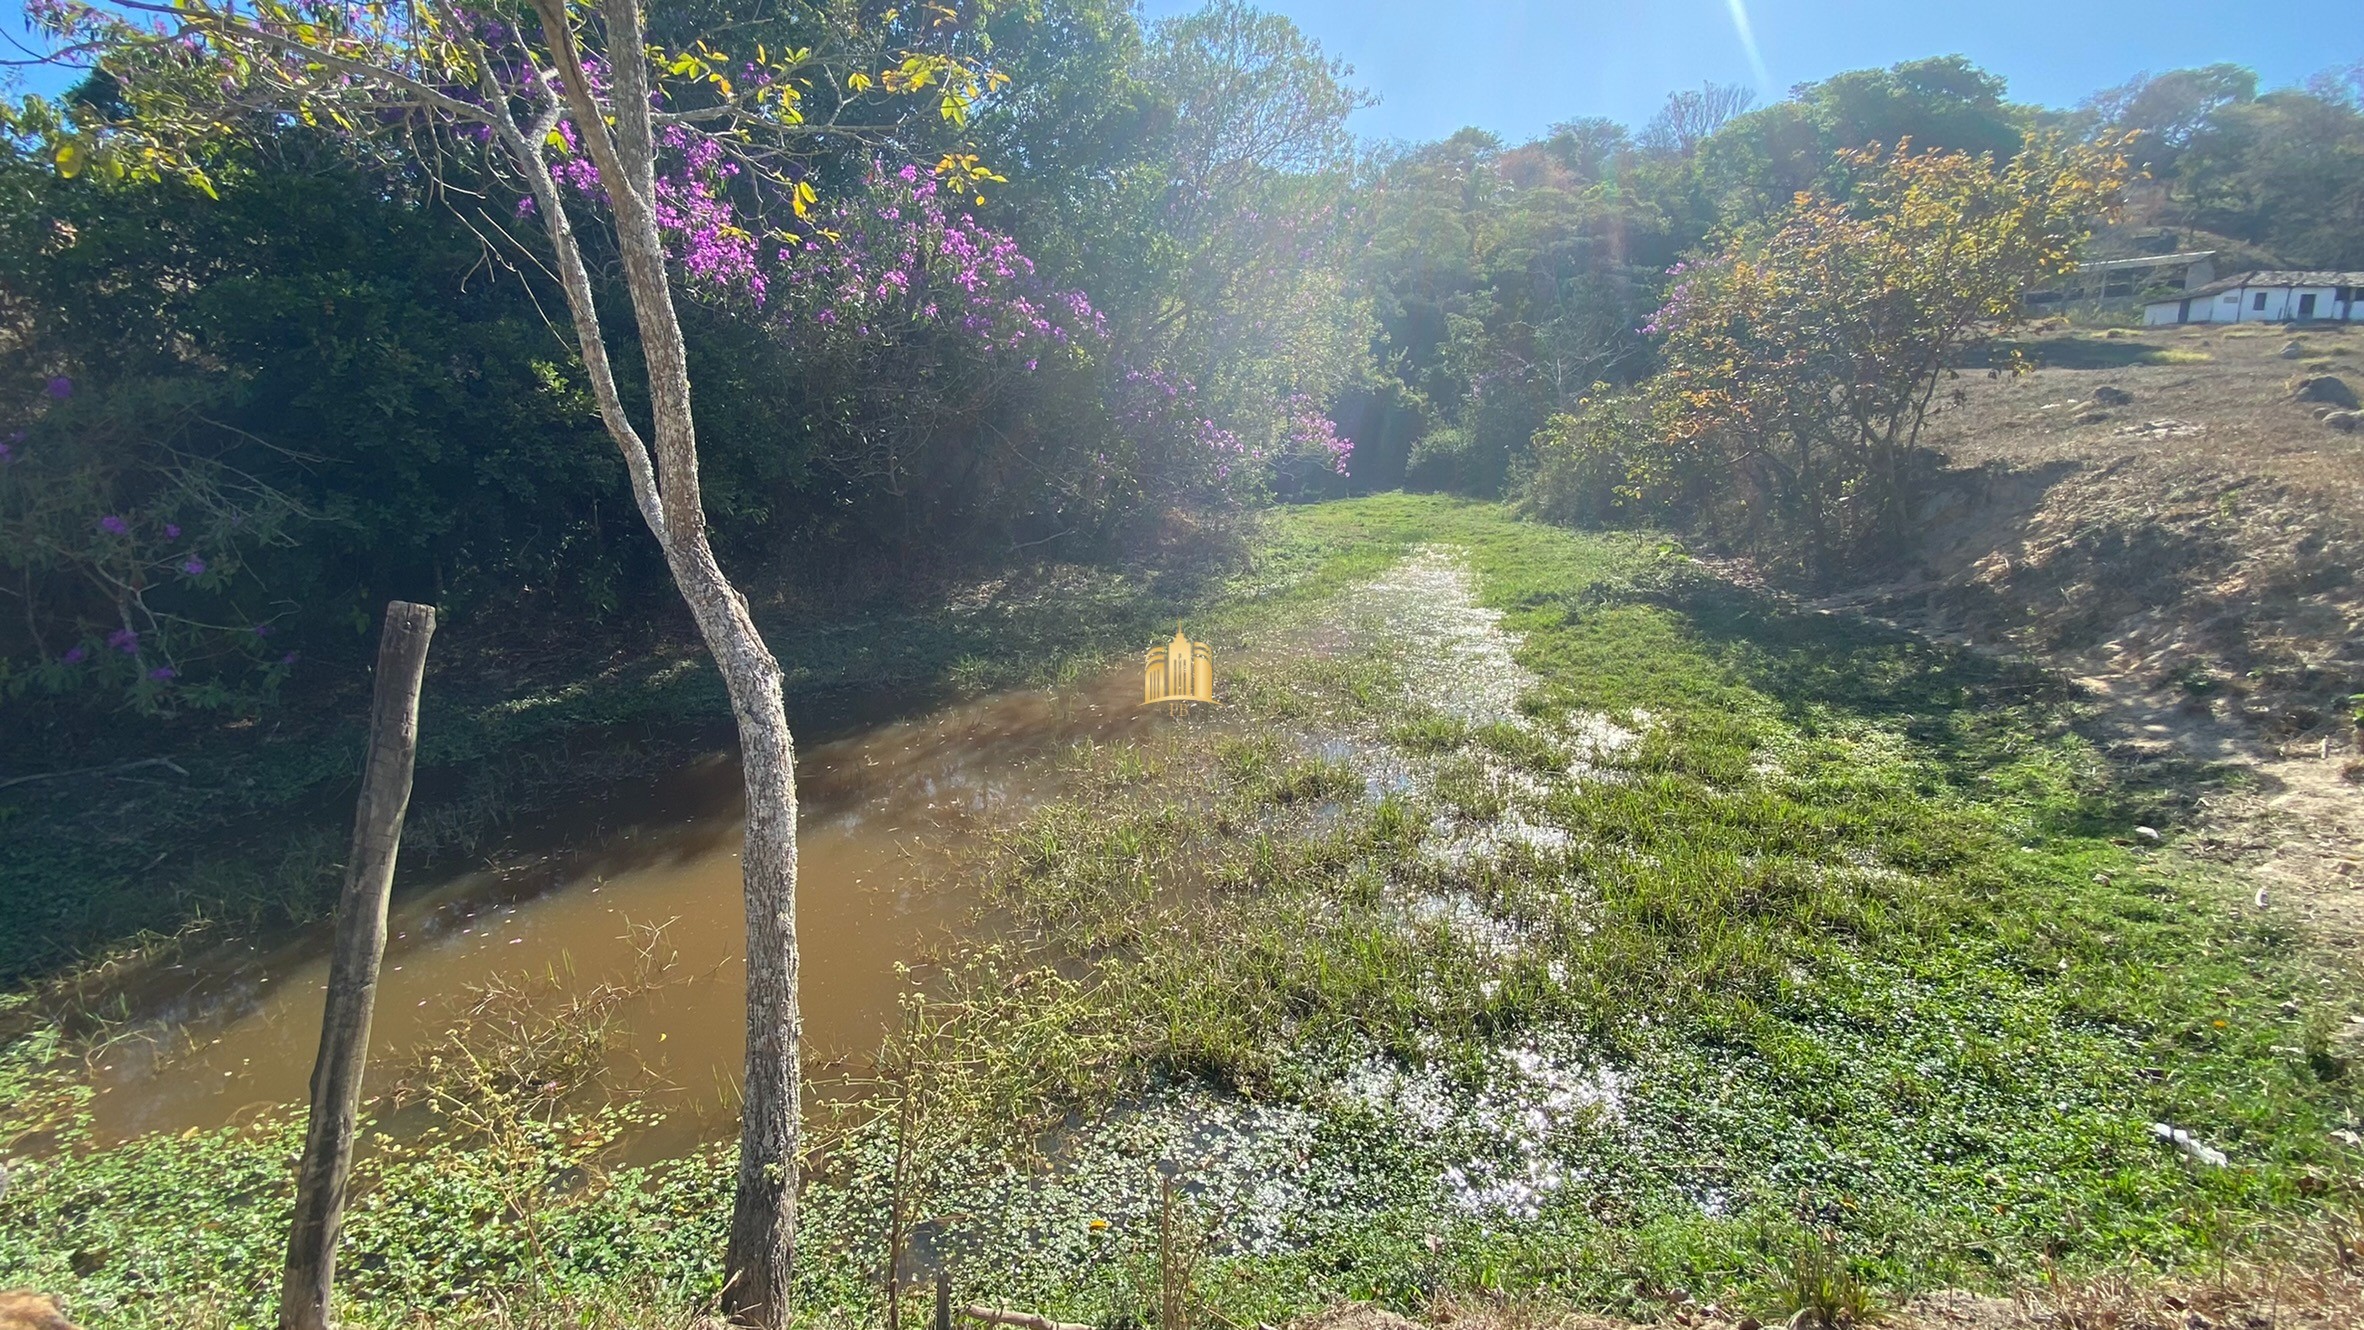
[1353,121,1681,494]
[1132,0,1372,487]
[1646,135,2131,577]
[1696,57,2025,224]
[2081,63,2257,173]
[2176,86,2364,266]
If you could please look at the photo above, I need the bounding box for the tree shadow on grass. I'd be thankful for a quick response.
[1980,336,2182,371]
[1645,572,2232,837]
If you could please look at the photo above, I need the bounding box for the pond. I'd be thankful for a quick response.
[84,663,1177,1155]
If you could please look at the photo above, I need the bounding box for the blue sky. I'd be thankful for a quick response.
[1136,0,2361,144]
[8,1,2358,143]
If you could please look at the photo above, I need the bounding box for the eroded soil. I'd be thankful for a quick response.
[1836,322,2364,957]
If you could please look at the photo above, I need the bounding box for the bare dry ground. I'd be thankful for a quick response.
[1290,1259,2364,1330]
[1815,321,2364,958]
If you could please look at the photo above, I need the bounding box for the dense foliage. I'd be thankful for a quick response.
[2,12,2360,1328]
[1349,55,2364,565]
[0,0,1369,712]
[0,0,2356,980]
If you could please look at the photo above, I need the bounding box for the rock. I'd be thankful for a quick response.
[2091,385,2135,406]
[2281,338,2307,359]
[2289,374,2360,409]
[2072,409,2110,426]
[2325,410,2363,433]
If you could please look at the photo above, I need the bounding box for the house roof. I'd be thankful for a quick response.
[2169,270,2364,302]
[2078,251,2216,273]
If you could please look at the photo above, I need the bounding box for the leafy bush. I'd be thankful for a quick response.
[0,150,649,700]
[1404,427,1480,493]
[1520,391,1661,527]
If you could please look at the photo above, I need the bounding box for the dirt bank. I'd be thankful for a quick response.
[1827,322,2364,955]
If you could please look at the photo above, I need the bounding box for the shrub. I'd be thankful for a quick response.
[1521,391,1663,527]
[1405,426,1481,492]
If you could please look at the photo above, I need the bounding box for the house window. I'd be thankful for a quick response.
[2254,291,2269,311]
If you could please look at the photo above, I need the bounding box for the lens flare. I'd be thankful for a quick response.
[1723,0,1773,96]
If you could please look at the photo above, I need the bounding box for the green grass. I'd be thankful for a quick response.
[4,495,2358,1329]
[915,495,2360,1316]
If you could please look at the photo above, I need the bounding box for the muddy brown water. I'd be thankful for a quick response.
[86,664,1177,1153]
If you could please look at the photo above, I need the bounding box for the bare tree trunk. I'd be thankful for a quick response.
[675,545,803,1328]
[518,3,805,1317]
[279,600,436,1330]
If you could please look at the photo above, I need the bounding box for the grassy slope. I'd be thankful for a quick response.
[964,495,2359,1320]
[2,496,2356,1328]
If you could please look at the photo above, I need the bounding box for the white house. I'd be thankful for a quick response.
[2026,250,2215,313]
[2144,270,2364,326]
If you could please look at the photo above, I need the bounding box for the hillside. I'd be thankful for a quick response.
[1816,322,2364,947]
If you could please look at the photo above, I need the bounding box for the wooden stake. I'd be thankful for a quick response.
[278,601,436,1330]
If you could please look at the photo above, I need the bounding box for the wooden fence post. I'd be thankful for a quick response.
[278,600,436,1330]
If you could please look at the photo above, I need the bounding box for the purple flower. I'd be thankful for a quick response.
[107,627,139,654]
[147,666,177,682]
[44,376,72,400]
[253,623,273,637]
[280,651,299,667]
[61,646,87,665]
[98,514,128,536]
[0,442,11,463]
[163,523,181,539]
[180,556,207,577]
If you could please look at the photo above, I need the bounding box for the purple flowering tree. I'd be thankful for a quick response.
[758,163,1109,527]
[30,0,1008,1323]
